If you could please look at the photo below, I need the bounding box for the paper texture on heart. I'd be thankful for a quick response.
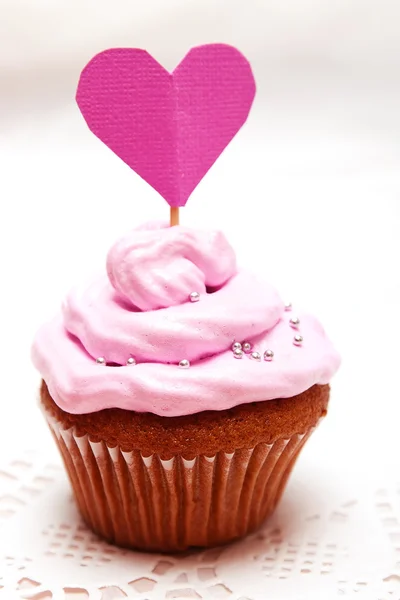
[76,44,256,207]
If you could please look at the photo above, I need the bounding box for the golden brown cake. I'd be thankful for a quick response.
[41,381,328,551]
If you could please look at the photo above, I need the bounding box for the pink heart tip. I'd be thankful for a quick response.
[76,44,256,207]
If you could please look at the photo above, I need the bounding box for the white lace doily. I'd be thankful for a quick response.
[1,446,399,600]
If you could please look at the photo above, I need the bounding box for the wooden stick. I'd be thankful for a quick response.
[170,206,179,226]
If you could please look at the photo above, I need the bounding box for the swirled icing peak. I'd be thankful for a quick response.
[106,223,236,311]
[32,222,340,416]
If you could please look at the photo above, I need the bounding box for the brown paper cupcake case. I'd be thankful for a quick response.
[45,410,314,552]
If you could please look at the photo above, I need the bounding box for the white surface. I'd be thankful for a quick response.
[0,1,400,598]
[0,449,399,599]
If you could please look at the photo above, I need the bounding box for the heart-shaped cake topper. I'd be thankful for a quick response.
[76,44,256,209]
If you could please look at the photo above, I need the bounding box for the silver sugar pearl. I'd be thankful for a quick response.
[126,357,136,366]
[284,302,292,311]
[289,316,300,328]
[179,359,190,368]
[189,291,200,303]
[232,342,242,352]
[233,348,244,359]
[264,349,274,361]
[242,342,252,354]
[250,351,261,361]
[293,334,303,346]
[96,357,106,365]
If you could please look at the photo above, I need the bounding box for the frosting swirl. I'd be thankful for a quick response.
[32,223,340,416]
[106,222,236,311]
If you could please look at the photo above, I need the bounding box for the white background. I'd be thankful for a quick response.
[0,0,399,500]
[1,2,400,597]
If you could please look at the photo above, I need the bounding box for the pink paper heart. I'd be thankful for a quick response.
[76,44,255,207]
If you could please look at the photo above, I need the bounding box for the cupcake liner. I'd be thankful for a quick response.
[45,410,314,552]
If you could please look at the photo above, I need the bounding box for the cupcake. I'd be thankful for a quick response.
[32,43,340,551]
[32,222,339,552]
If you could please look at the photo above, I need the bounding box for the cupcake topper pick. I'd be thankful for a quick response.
[76,44,256,226]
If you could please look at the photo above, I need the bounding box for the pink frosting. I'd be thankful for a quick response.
[32,223,340,416]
